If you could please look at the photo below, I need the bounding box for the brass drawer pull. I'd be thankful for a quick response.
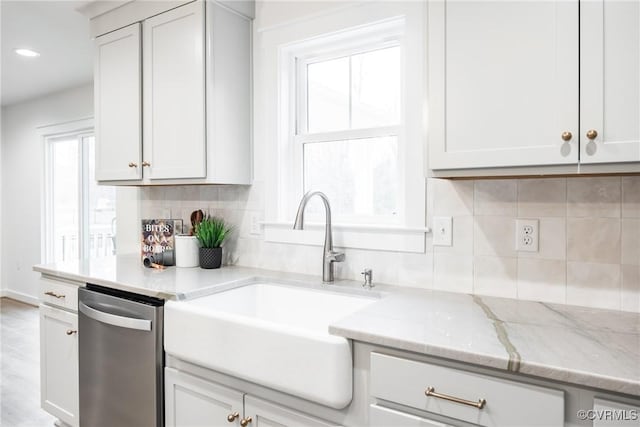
[44,291,66,299]
[240,417,252,427]
[66,330,77,335]
[425,386,486,409]
[227,412,239,422]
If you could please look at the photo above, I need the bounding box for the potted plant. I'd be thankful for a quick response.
[194,215,232,269]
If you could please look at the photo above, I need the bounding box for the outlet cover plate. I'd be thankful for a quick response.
[432,216,452,246]
[249,212,263,236]
[515,218,539,252]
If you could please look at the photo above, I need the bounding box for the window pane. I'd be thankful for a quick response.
[351,46,401,128]
[307,56,349,132]
[86,136,117,257]
[51,138,79,262]
[303,137,398,220]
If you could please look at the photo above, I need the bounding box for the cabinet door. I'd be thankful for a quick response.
[39,304,79,427]
[143,1,206,180]
[428,0,579,170]
[580,0,640,164]
[165,368,244,427]
[370,405,453,427]
[243,396,339,427]
[94,23,142,181]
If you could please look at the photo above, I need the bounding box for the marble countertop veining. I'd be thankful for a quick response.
[330,288,640,396]
[34,255,640,396]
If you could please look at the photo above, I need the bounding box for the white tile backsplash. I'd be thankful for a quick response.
[622,265,640,312]
[622,219,640,266]
[474,179,517,216]
[567,177,621,218]
[517,258,566,304]
[517,178,566,217]
[622,176,640,218]
[473,216,516,257]
[473,256,517,298]
[567,217,621,264]
[567,261,621,310]
[136,175,640,313]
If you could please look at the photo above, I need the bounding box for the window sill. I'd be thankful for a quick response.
[262,222,430,253]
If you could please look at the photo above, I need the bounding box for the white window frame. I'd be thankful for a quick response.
[39,118,97,263]
[293,40,403,225]
[263,4,428,253]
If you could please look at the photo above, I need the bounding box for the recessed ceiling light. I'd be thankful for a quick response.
[14,48,40,58]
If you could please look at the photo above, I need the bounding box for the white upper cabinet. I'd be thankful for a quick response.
[143,1,206,180]
[94,23,142,181]
[580,0,640,164]
[428,0,640,175]
[93,0,252,185]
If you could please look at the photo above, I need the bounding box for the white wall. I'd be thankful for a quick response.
[1,84,93,304]
[133,1,640,313]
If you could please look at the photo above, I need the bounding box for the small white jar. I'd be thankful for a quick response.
[175,235,199,268]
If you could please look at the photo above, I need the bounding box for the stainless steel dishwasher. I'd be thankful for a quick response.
[78,284,164,427]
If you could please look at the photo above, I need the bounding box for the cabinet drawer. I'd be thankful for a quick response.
[370,405,453,427]
[370,353,564,427]
[593,398,640,426]
[39,277,80,311]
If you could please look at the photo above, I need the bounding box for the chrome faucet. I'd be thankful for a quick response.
[293,191,345,282]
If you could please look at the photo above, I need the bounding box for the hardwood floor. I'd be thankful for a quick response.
[1,298,56,426]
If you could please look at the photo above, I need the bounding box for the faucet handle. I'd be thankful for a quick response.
[327,251,345,263]
[361,268,373,288]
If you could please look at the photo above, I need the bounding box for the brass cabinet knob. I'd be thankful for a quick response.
[240,417,253,427]
[66,330,77,335]
[128,162,138,168]
[227,412,239,422]
[586,129,598,140]
[142,161,151,167]
[561,131,572,142]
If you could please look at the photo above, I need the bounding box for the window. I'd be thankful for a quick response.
[44,127,116,262]
[298,44,401,223]
[267,9,427,253]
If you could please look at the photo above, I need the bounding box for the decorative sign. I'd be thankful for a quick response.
[141,219,183,261]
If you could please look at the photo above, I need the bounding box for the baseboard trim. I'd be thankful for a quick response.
[2,289,40,307]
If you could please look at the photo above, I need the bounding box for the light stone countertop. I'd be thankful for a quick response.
[33,254,373,300]
[330,288,640,397]
[34,255,640,397]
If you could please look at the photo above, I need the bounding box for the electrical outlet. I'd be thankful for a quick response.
[249,212,263,236]
[515,219,539,252]
[432,216,452,246]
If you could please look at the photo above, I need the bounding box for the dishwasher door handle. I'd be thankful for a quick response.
[79,301,152,331]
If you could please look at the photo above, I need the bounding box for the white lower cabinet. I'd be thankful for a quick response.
[244,395,337,427]
[370,405,452,427]
[165,368,243,427]
[39,303,79,427]
[370,353,564,427]
[166,368,339,427]
[593,398,640,427]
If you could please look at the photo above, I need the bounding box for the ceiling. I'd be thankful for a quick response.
[1,1,93,107]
